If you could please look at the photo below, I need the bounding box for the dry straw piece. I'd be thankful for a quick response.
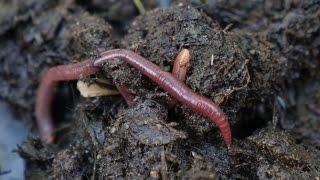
[77,80,119,98]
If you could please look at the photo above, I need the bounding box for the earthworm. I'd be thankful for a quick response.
[94,49,232,145]
[117,49,190,108]
[116,85,136,106]
[35,59,99,143]
[168,48,190,109]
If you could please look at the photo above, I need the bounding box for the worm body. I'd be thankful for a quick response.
[116,85,136,106]
[172,49,190,81]
[94,49,232,145]
[118,49,190,108]
[168,49,190,109]
[36,60,99,143]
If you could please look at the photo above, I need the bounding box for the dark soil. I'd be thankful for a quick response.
[0,0,319,179]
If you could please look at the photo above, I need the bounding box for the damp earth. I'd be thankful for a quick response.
[0,0,319,179]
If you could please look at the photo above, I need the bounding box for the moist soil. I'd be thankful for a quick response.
[0,0,319,179]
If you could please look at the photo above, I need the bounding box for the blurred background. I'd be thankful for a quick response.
[0,102,27,180]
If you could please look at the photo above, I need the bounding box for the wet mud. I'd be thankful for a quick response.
[0,0,319,179]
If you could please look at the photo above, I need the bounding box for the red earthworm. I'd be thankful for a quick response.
[35,59,99,143]
[94,49,232,145]
[116,85,136,106]
[116,49,190,108]
[168,48,190,109]
[172,49,190,82]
